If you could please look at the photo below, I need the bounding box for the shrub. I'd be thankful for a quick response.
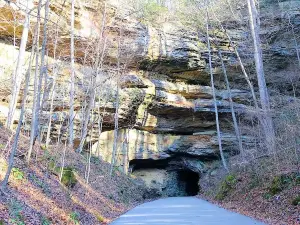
[69,211,80,224]
[9,200,25,225]
[41,216,51,225]
[215,174,237,200]
[94,212,105,222]
[291,196,300,206]
[268,173,299,195]
[57,167,77,188]
[11,168,24,180]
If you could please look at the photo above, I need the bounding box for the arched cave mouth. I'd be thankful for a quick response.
[129,159,200,197]
[177,170,200,196]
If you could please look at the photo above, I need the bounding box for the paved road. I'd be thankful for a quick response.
[110,197,266,225]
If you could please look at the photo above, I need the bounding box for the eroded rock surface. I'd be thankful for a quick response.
[0,0,299,197]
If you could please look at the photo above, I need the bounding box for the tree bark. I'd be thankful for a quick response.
[1,50,34,189]
[69,0,75,147]
[6,0,31,129]
[218,50,244,159]
[76,4,107,153]
[109,33,121,177]
[109,78,120,177]
[247,0,275,153]
[215,21,258,108]
[205,0,228,172]
[27,0,42,164]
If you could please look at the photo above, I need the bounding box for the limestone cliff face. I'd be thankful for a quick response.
[0,0,299,196]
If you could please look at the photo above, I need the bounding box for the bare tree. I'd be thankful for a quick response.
[76,2,107,153]
[218,50,244,159]
[69,0,76,147]
[286,3,300,67]
[205,0,228,172]
[1,46,35,189]
[35,0,50,140]
[109,33,122,177]
[211,17,258,108]
[27,0,42,163]
[247,0,275,154]
[6,0,32,129]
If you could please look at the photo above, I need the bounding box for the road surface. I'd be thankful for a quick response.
[110,197,266,225]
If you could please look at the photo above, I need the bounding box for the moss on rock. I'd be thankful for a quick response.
[291,195,300,206]
[54,167,77,188]
[268,173,299,195]
[215,174,237,201]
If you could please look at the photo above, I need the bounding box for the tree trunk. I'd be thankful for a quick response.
[76,88,95,153]
[76,3,107,153]
[205,1,228,172]
[33,0,49,145]
[45,73,57,148]
[59,142,67,182]
[216,21,258,108]
[287,11,300,67]
[218,50,244,159]
[247,0,275,154]
[27,0,42,163]
[109,32,121,176]
[69,0,76,147]
[109,78,120,177]
[1,51,34,189]
[39,0,50,112]
[6,0,31,129]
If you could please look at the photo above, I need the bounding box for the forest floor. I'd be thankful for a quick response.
[0,127,151,225]
[199,155,300,225]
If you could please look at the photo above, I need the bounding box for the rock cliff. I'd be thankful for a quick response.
[0,0,299,196]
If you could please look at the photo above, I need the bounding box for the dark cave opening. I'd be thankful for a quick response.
[129,159,200,197]
[129,158,169,171]
[178,170,200,196]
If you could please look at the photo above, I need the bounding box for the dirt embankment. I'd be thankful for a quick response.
[0,127,152,225]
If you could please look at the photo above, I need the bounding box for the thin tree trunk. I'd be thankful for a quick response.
[39,0,50,112]
[95,89,107,157]
[218,50,244,159]
[109,28,122,176]
[59,142,67,182]
[45,74,57,148]
[27,0,42,163]
[215,21,258,108]
[69,0,75,147]
[85,110,94,184]
[122,129,129,174]
[109,78,120,177]
[76,88,95,153]
[247,0,275,154]
[109,62,121,176]
[6,0,31,129]
[205,1,228,172]
[35,0,49,142]
[287,12,300,67]
[1,51,34,189]
[76,3,107,153]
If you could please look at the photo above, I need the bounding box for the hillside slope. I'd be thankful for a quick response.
[0,127,150,225]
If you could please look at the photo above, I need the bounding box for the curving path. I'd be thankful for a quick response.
[110,197,266,225]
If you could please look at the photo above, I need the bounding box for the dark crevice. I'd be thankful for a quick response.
[129,158,169,171]
[178,170,200,196]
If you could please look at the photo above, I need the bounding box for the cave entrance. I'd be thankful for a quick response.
[129,158,169,172]
[177,170,200,196]
[129,159,200,197]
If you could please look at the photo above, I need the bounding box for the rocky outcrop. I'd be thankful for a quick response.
[0,0,299,196]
